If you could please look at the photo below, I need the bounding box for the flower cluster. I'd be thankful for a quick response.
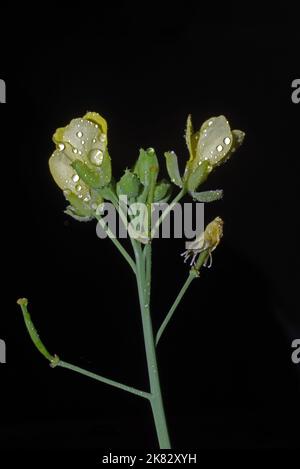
[49,112,245,261]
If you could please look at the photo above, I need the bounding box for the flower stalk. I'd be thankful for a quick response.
[17,111,244,448]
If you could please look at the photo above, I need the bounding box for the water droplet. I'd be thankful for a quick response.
[92,138,97,144]
[208,120,213,126]
[78,194,83,199]
[73,148,78,154]
[147,147,154,153]
[100,134,106,142]
[224,137,231,145]
[81,140,85,145]
[76,131,83,138]
[216,144,223,152]
[94,124,98,128]
[89,149,103,166]
[72,174,79,183]
[58,143,65,151]
[83,195,91,202]
[75,184,82,192]
[78,150,82,155]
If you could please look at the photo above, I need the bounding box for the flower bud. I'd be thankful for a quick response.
[134,148,159,187]
[116,169,142,198]
[49,112,110,219]
[184,114,245,191]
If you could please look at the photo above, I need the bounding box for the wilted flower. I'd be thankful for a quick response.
[49,112,110,220]
[181,216,224,267]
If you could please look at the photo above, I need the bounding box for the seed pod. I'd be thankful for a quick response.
[17,298,59,366]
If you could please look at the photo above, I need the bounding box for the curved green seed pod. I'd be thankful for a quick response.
[190,189,223,202]
[17,298,59,367]
[186,160,212,192]
[164,151,182,188]
[117,170,142,198]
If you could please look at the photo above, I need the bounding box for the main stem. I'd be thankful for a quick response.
[134,243,171,449]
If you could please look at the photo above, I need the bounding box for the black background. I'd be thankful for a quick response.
[1,7,300,455]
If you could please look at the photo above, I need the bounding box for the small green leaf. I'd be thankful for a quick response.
[164,151,182,188]
[190,189,223,202]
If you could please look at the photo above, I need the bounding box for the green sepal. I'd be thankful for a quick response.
[96,182,116,202]
[190,189,223,202]
[186,160,212,192]
[64,207,93,222]
[72,153,111,189]
[164,151,182,188]
[117,169,142,198]
[154,179,172,202]
[64,190,93,217]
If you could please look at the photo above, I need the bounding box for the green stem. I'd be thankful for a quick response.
[17,299,149,399]
[151,188,186,239]
[143,243,152,304]
[135,243,171,449]
[156,250,209,346]
[57,360,151,400]
[96,216,136,274]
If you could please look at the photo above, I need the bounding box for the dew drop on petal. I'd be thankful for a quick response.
[75,184,82,192]
[73,148,78,154]
[100,134,106,142]
[208,120,213,126]
[89,149,103,166]
[216,144,223,152]
[92,138,97,144]
[224,137,231,145]
[58,143,65,151]
[81,140,85,145]
[72,174,79,183]
[76,131,83,138]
